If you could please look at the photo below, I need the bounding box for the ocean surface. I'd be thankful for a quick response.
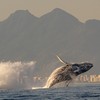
[0,84,100,100]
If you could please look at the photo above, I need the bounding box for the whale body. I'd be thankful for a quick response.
[45,56,93,88]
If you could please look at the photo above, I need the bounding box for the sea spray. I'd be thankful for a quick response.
[0,61,36,89]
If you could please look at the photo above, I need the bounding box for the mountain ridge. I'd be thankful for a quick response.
[0,8,99,76]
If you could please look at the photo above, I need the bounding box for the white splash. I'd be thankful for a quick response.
[0,61,36,89]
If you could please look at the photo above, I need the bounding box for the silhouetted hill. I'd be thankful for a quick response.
[0,8,99,77]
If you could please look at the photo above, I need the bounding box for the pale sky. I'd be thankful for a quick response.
[0,0,100,22]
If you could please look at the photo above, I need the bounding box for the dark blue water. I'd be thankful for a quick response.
[0,84,100,100]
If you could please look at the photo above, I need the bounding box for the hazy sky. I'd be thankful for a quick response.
[0,0,100,22]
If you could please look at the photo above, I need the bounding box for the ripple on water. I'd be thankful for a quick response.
[0,85,100,100]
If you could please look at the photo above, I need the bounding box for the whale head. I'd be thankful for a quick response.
[72,62,93,75]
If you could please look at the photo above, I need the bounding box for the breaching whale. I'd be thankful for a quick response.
[45,56,93,88]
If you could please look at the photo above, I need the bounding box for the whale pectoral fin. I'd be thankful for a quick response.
[56,55,70,65]
[65,80,72,87]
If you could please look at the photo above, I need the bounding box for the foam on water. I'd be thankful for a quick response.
[32,86,46,90]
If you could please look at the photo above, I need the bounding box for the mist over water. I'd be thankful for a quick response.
[0,61,36,89]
